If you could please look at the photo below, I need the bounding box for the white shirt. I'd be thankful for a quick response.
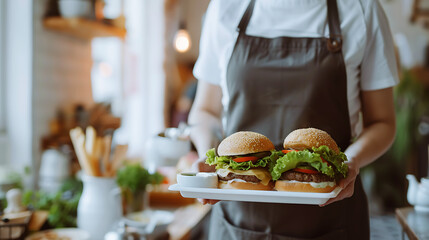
[193,0,399,138]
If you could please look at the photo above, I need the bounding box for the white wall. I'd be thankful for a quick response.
[32,0,94,176]
[0,0,5,133]
[0,0,7,166]
[380,0,429,67]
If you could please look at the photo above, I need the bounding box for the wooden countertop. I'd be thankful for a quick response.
[167,204,211,240]
[395,207,429,240]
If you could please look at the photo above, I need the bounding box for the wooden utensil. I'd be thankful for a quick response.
[107,144,128,177]
[102,134,113,176]
[85,126,101,176]
[70,128,95,176]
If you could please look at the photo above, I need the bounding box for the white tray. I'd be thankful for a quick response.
[168,184,342,205]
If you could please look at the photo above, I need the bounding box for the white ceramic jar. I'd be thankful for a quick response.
[77,175,122,240]
[407,174,429,212]
[39,149,70,193]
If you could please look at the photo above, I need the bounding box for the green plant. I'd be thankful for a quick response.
[116,163,163,193]
[0,197,6,212]
[23,178,83,228]
[0,167,23,189]
[391,71,429,161]
[116,164,164,213]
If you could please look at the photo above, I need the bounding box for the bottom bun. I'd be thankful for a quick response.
[275,180,337,193]
[219,180,274,191]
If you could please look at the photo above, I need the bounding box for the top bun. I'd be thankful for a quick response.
[283,128,339,154]
[218,131,275,156]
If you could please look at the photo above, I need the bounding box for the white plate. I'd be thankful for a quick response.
[26,228,90,240]
[123,210,174,227]
[169,184,341,205]
[122,210,174,237]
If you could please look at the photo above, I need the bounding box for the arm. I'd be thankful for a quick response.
[323,87,396,206]
[345,88,396,168]
[189,81,223,172]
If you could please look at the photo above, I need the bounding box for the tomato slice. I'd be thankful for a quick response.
[233,156,259,163]
[321,157,331,166]
[282,149,298,154]
[294,168,319,174]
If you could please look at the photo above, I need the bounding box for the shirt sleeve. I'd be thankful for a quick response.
[193,0,222,85]
[360,0,399,91]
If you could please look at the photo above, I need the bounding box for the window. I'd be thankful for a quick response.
[0,0,32,168]
[91,37,123,116]
[0,0,8,165]
[0,0,4,132]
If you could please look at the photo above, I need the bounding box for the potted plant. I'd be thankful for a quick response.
[116,163,163,215]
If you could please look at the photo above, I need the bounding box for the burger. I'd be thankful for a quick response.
[205,131,275,190]
[271,128,348,193]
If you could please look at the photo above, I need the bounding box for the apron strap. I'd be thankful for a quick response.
[327,0,343,52]
[236,0,256,33]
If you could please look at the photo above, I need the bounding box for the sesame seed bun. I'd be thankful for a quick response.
[274,180,337,193]
[283,128,340,154]
[218,131,275,156]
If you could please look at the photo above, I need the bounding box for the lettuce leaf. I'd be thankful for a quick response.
[206,146,348,180]
[205,148,217,165]
[270,146,348,180]
[267,150,285,173]
[312,146,348,178]
[205,148,271,171]
[271,150,332,180]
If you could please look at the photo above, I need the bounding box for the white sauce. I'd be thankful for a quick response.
[285,180,336,188]
[228,179,247,183]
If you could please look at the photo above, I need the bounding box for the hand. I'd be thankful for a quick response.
[191,157,216,173]
[191,157,220,205]
[197,198,220,205]
[320,160,359,207]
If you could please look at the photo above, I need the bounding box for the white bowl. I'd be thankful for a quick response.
[177,172,218,188]
[154,136,191,160]
[58,0,92,18]
[123,210,174,237]
[145,134,191,169]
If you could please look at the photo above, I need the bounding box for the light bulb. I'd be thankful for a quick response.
[174,29,191,53]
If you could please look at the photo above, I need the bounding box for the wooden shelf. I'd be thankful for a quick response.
[43,17,126,40]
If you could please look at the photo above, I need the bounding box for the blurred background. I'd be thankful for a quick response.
[0,0,428,239]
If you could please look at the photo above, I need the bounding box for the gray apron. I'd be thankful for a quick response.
[209,0,370,239]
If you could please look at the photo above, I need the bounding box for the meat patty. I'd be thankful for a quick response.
[218,172,261,183]
[280,170,334,183]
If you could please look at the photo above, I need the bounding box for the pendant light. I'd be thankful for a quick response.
[174,21,191,53]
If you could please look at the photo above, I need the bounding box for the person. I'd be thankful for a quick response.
[188,0,398,239]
